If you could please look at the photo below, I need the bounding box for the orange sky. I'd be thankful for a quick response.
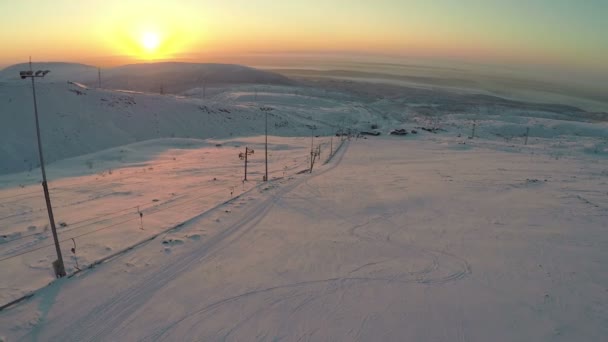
[0,0,606,76]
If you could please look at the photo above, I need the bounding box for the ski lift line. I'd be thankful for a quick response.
[0,144,321,259]
[0,216,141,263]
[0,210,40,222]
[5,134,335,199]
[0,180,226,244]
[2,177,226,238]
[0,193,140,223]
[0,157,227,202]
[1,211,148,262]
[0,190,42,201]
[0,204,142,244]
[0,137,323,203]
[0,188,128,219]
[0,171,232,221]
[0,185,231,262]
[0,157,241,206]
[0,187,224,262]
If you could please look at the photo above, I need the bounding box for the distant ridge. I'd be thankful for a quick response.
[0,62,97,82]
[100,62,293,93]
[0,61,293,93]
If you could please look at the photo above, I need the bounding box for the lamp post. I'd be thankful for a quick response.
[239,147,255,181]
[20,68,66,278]
[265,109,268,181]
[260,106,274,182]
[310,125,316,172]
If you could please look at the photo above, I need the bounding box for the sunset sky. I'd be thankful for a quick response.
[0,0,606,74]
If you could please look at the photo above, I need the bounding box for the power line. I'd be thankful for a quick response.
[0,137,331,262]
[1,180,224,244]
[1,205,142,244]
[0,160,242,220]
[0,185,230,262]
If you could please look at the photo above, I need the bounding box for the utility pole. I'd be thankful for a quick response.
[310,126,316,172]
[20,62,66,278]
[471,120,477,139]
[264,109,268,181]
[260,106,274,181]
[98,67,101,88]
[310,145,320,172]
[240,147,254,181]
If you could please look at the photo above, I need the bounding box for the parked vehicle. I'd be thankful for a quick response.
[390,128,408,136]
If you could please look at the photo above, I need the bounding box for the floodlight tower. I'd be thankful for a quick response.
[19,67,66,278]
[264,108,268,181]
[260,106,274,181]
[310,125,316,172]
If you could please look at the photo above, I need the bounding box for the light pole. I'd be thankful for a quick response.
[265,109,268,181]
[239,147,254,181]
[20,68,66,278]
[260,107,274,181]
[310,125,316,153]
[310,125,316,172]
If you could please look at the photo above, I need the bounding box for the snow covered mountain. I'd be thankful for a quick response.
[0,79,368,175]
[1,65,607,341]
[0,62,98,83]
[98,62,293,93]
[2,66,607,176]
[0,62,292,93]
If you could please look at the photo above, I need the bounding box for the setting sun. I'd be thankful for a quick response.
[142,32,160,51]
[1,1,608,340]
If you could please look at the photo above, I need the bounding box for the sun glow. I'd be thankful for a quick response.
[142,32,160,51]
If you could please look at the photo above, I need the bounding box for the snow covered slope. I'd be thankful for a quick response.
[0,69,607,340]
[0,62,292,91]
[1,136,606,341]
[2,77,607,176]
[0,62,98,83]
[99,62,293,93]
[0,82,345,175]
[0,135,335,306]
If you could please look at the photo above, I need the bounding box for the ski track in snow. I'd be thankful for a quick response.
[16,139,473,341]
[37,140,355,341]
[140,140,470,342]
[1,75,607,341]
[1,134,606,341]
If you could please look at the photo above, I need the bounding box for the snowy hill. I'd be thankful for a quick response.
[99,62,293,93]
[0,62,292,94]
[2,71,607,176]
[0,81,357,175]
[1,69,608,341]
[0,62,98,83]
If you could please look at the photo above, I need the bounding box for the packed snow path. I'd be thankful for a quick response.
[1,137,607,341]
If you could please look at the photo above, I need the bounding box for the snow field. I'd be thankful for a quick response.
[0,135,606,341]
[0,67,607,340]
[0,135,336,305]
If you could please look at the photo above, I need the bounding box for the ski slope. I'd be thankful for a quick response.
[0,80,370,175]
[0,135,337,305]
[1,134,607,341]
[1,66,607,340]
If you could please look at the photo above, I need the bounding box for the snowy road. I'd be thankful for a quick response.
[1,137,607,341]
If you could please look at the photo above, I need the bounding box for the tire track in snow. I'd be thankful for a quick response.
[138,142,473,341]
[145,270,469,341]
[279,189,470,285]
[39,141,351,341]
